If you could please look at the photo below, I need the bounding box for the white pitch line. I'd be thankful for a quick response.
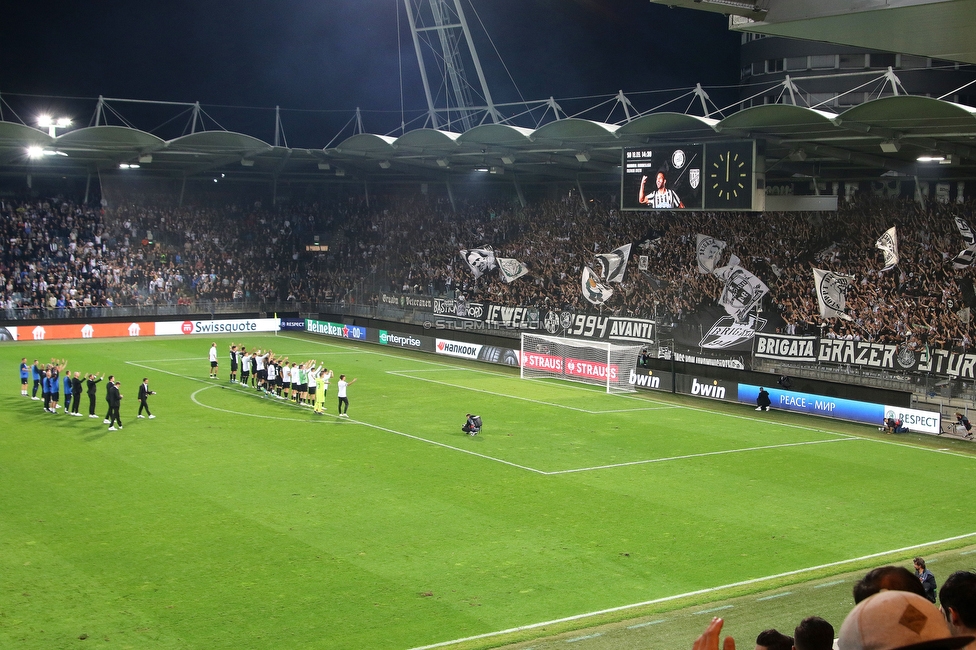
[756,592,793,601]
[186,384,547,475]
[406,530,976,650]
[545,437,857,475]
[131,342,976,474]
[387,370,677,415]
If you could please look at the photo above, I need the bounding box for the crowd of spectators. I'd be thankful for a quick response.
[2,188,976,353]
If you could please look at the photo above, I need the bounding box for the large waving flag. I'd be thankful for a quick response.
[582,266,613,306]
[497,258,529,283]
[716,265,768,324]
[460,247,496,278]
[696,234,727,274]
[595,243,632,283]
[813,268,854,321]
[952,217,976,269]
[876,226,899,271]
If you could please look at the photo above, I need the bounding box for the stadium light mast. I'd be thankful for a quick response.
[37,115,72,137]
[403,0,501,131]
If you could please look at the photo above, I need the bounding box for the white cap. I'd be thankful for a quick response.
[838,591,973,650]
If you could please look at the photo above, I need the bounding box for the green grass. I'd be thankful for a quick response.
[1,332,976,649]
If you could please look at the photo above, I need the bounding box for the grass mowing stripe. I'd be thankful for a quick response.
[132,356,957,479]
[387,370,676,415]
[8,333,976,649]
[407,529,976,650]
[188,385,550,474]
[182,369,855,476]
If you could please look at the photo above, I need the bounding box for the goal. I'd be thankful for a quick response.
[520,332,642,394]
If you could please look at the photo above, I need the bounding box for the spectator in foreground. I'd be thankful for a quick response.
[939,571,976,649]
[837,590,971,650]
[853,566,929,604]
[794,616,834,650]
[756,629,794,650]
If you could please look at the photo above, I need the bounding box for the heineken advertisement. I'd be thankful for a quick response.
[305,319,367,340]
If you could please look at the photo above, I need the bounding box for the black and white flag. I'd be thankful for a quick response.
[956,217,975,246]
[497,258,529,283]
[696,234,727,274]
[716,264,768,324]
[460,247,496,278]
[813,268,854,321]
[595,243,632,283]
[952,217,976,269]
[876,226,899,271]
[582,266,613,306]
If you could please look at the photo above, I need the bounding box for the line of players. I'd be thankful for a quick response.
[18,357,154,429]
[215,343,356,417]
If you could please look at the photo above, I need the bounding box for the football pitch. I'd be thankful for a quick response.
[2,332,976,649]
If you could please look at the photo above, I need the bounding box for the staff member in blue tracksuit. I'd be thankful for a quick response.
[20,358,29,397]
[31,360,42,400]
[62,373,73,415]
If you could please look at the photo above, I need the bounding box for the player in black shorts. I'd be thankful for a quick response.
[229,344,239,384]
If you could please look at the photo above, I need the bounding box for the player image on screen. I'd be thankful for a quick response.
[639,171,684,209]
[620,145,702,211]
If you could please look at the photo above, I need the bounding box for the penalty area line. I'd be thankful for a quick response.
[545,437,857,475]
[407,530,976,650]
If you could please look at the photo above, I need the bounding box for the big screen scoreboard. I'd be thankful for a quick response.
[621,140,761,212]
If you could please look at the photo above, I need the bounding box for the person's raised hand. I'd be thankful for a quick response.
[693,617,735,650]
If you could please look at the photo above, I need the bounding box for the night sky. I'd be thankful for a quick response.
[1,0,740,147]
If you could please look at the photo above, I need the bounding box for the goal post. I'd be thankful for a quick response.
[520,332,642,394]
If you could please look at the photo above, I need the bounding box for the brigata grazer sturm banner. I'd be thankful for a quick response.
[753,332,976,379]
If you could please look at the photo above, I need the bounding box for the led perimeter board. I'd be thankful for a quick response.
[621,140,759,212]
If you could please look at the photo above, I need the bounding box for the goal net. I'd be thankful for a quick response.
[520,332,642,394]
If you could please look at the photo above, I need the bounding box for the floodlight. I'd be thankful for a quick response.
[26,146,44,159]
[37,115,72,137]
[436,158,449,167]
[378,160,391,169]
[880,140,901,153]
[241,158,254,167]
[575,152,591,163]
[138,154,153,164]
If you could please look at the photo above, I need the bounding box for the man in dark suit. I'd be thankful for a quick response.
[137,377,155,419]
[107,380,123,431]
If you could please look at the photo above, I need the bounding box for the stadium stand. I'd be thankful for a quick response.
[3,192,976,356]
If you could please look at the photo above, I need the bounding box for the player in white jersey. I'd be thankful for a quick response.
[305,361,317,406]
[281,362,292,400]
[319,367,333,408]
[254,350,267,392]
[239,347,250,386]
[208,342,219,379]
[265,359,277,397]
[337,374,357,417]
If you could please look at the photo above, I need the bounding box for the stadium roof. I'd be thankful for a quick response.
[651,0,976,66]
[3,94,976,188]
